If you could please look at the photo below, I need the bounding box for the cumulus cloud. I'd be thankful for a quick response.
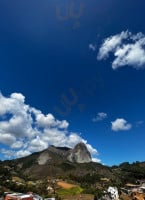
[15,150,31,158]
[11,141,25,149]
[35,112,69,129]
[97,30,145,69]
[0,133,16,145]
[93,112,107,122]
[111,118,132,131]
[0,92,99,161]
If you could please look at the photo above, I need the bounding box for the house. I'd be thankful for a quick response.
[44,198,55,200]
[107,187,119,200]
[125,183,140,193]
[140,183,145,193]
[4,193,33,200]
[33,194,43,200]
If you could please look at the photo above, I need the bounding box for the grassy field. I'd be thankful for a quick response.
[56,181,83,196]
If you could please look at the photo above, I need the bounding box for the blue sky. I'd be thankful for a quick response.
[0,0,145,166]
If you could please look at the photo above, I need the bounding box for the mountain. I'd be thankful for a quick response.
[0,143,112,180]
[2,142,145,187]
[37,142,92,165]
[66,142,92,163]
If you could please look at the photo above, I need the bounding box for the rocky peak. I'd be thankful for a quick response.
[37,143,92,165]
[74,142,89,151]
[67,142,92,163]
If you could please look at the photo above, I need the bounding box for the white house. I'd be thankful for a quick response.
[107,187,119,200]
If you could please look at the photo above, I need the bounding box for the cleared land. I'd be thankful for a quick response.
[56,181,83,197]
[57,181,77,189]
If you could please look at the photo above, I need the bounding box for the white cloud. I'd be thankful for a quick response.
[15,150,31,158]
[86,143,98,155]
[93,112,107,122]
[111,118,132,131]
[0,133,16,145]
[89,44,96,51]
[36,112,69,129]
[97,30,145,69]
[0,92,99,161]
[11,93,25,102]
[97,31,129,60]
[92,157,101,163]
[28,136,48,152]
[11,141,24,149]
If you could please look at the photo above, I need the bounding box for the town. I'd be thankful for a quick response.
[1,177,145,200]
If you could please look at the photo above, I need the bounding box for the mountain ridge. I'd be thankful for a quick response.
[0,142,113,180]
[36,142,92,165]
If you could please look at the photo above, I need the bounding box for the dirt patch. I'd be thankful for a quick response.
[121,193,145,200]
[57,181,77,189]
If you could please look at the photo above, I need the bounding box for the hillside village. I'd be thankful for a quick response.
[1,179,145,200]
